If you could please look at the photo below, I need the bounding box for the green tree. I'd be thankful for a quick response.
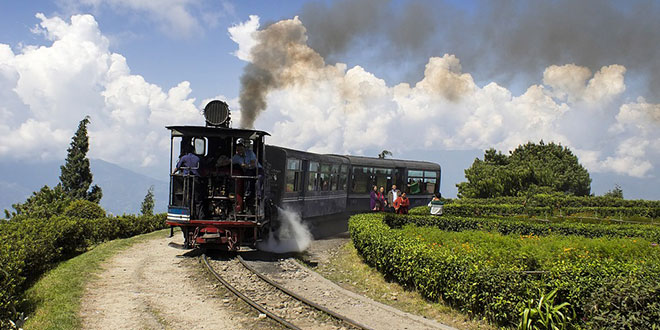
[59,116,102,203]
[4,185,71,221]
[378,150,393,159]
[604,184,624,199]
[457,141,591,198]
[141,186,155,216]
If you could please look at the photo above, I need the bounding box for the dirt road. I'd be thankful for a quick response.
[80,234,256,329]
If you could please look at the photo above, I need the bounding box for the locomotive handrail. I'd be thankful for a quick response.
[230,175,259,179]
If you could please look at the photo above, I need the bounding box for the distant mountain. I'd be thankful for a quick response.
[88,159,169,215]
[0,159,168,217]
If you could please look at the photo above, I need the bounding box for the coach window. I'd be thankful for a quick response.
[407,170,425,194]
[424,171,438,193]
[351,166,371,193]
[339,165,348,191]
[308,162,319,191]
[320,164,331,191]
[330,165,340,190]
[285,158,302,192]
[407,170,437,194]
[374,168,390,190]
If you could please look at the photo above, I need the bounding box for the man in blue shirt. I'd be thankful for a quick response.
[174,149,200,176]
[232,142,262,200]
[232,143,261,170]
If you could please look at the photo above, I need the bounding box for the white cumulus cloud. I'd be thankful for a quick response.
[0,13,203,173]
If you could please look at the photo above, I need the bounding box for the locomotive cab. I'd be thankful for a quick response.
[166,124,270,250]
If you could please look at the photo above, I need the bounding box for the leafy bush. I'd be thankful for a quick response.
[410,202,660,220]
[386,213,660,242]
[349,213,660,327]
[64,199,106,219]
[0,213,166,324]
[583,274,660,329]
[436,194,660,211]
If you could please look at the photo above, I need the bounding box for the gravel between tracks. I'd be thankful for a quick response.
[207,257,354,330]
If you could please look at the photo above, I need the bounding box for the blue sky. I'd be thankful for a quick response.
[0,1,304,99]
[0,0,658,198]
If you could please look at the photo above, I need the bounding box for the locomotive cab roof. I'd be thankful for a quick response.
[166,125,270,139]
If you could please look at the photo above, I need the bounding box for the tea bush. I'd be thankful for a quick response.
[349,213,660,327]
[444,194,660,209]
[422,194,660,219]
[0,213,166,325]
[410,203,660,219]
[385,214,660,242]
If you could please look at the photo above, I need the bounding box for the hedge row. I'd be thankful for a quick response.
[385,214,660,243]
[445,194,660,209]
[0,213,167,324]
[349,213,660,328]
[410,204,660,219]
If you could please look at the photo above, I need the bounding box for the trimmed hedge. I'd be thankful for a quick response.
[445,194,660,209]
[349,213,660,328]
[0,213,166,325]
[410,203,660,220]
[385,214,660,242]
[431,194,660,219]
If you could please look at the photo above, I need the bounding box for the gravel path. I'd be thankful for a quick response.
[80,234,252,330]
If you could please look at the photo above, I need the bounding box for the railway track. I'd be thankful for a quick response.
[202,253,372,330]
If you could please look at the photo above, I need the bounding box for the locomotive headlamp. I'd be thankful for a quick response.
[204,100,231,128]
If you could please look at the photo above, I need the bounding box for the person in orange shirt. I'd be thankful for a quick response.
[393,192,410,214]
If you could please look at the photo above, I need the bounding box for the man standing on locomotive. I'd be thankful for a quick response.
[232,139,262,199]
[173,145,200,176]
[173,144,204,219]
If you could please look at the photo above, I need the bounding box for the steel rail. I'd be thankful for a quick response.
[202,254,300,330]
[237,255,373,330]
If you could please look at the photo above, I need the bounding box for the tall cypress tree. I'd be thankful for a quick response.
[60,116,102,203]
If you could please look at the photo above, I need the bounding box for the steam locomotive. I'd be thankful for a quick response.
[166,100,441,250]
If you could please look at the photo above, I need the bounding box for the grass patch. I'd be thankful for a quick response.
[312,241,496,330]
[23,229,171,330]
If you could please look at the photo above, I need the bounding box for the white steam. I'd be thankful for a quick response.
[257,207,312,253]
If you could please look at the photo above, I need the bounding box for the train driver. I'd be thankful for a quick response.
[232,139,262,198]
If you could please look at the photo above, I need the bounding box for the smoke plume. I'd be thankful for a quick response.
[238,17,327,128]
[299,0,660,98]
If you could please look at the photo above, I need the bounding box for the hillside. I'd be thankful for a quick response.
[0,159,168,216]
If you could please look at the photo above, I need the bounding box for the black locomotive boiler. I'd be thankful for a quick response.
[166,100,441,250]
